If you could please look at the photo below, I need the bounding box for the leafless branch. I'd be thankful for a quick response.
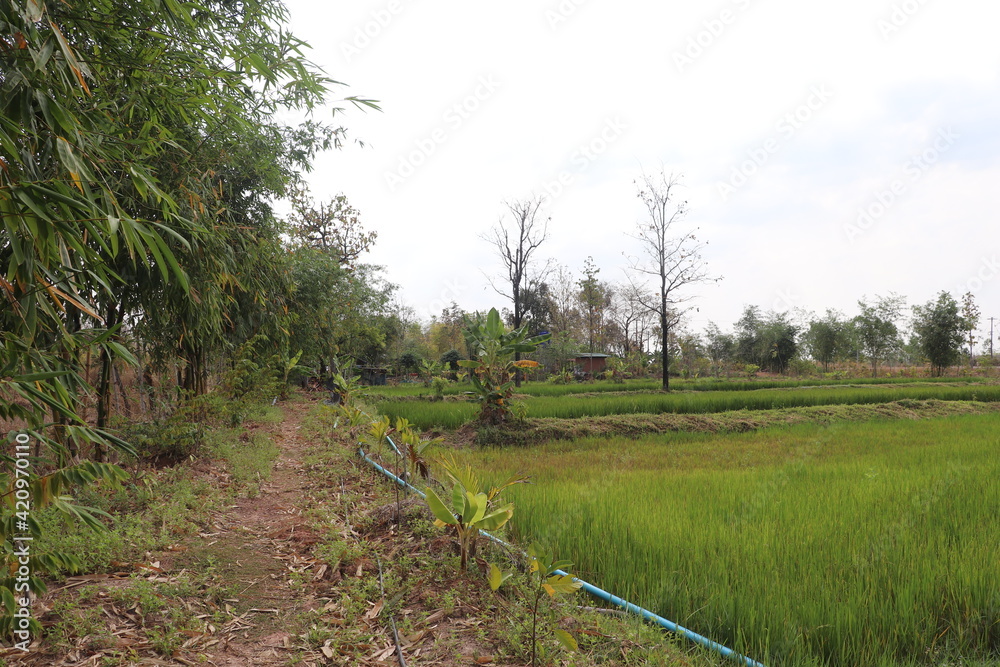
[624,170,720,388]
[480,196,550,329]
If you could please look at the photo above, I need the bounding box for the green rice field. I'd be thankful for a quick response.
[456,415,1000,667]
[366,375,984,399]
[379,383,1000,430]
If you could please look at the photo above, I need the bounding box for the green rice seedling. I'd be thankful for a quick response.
[379,384,1000,430]
[460,415,1000,667]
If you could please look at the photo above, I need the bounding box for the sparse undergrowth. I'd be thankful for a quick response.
[3,393,725,666]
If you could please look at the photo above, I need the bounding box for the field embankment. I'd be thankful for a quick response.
[378,382,1000,430]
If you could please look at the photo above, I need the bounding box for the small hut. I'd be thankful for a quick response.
[573,353,610,374]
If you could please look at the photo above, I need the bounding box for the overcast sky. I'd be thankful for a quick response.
[280,0,1000,344]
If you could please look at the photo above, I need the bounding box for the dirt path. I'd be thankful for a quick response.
[189,399,325,666]
[7,398,339,667]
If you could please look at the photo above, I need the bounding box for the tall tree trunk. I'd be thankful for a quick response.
[513,300,522,388]
[95,302,121,462]
[114,365,130,417]
[196,345,208,395]
[661,307,670,391]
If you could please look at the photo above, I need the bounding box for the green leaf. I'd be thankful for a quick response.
[487,563,512,591]
[461,491,485,525]
[27,0,44,21]
[0,586,15,614]
[424,487,458,525]
[545,574,583,596]
[478,504,513,532]
[553,628,578,652]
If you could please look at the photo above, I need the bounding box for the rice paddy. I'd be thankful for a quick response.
[456,415,1000,667]
[368,375,1000,664]
[365,374,984,400]
[378,382,1000,430]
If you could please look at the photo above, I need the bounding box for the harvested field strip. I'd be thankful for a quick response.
[365,375,989,400]
[379,383,1000,430]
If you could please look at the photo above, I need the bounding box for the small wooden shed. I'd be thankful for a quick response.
[574,353,610,374]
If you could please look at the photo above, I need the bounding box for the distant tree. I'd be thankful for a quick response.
[674,331,705,378]
[441,349,463,371]
[854,294,906,377]
[704,322,735,377]
[912,292,964,376]
[287,249,394,376]
[512,280,554,335]
[626,171,717,390]
[735,305,765,367]
[427,303,468,360]
[733,307,799,373]
[608,282,656,356]
[577,256,609,353]
[759,313,799,373]
[804,309,848,371]
[399,352,421,373]
[288,188,377,265]
[960,292,980,367]
[483,197,551,385]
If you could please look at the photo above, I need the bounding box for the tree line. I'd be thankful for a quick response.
[0,1,391,461]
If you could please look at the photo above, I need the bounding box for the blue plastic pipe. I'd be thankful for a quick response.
[357,446,767,667]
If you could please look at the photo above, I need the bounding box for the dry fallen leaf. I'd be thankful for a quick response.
[423,609,447,625]
[363,599,384,620]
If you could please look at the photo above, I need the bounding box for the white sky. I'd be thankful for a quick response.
[280,0,1000,344]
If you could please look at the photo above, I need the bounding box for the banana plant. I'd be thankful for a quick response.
[526,543,583,665]
[423,454,528,570]
[458,308,549,424]
[278,349,311,399]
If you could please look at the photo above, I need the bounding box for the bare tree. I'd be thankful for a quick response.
[548,263,580,338]
[608,281,656,356]
[482,196,551,384]
[626,171,717,390]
